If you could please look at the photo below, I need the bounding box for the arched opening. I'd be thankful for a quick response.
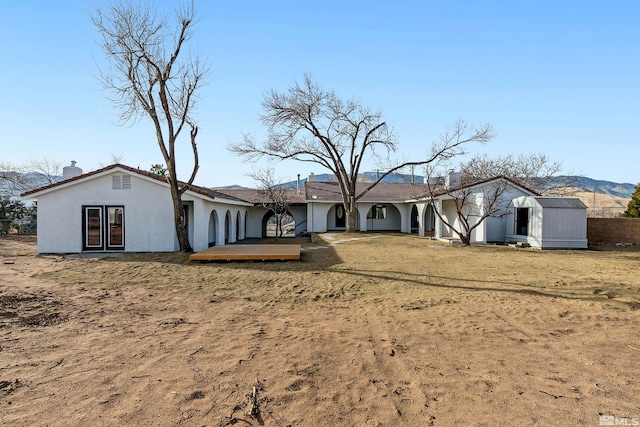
[365,204,401,231]
[208,210,218,247]
[425,204,436,234]
[410,204,436,236]
[244,211,248,238]
[327,204,347,231]
[411,205,419,234]
[262,209,296,238]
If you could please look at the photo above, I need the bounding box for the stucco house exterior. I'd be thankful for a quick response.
[301,180,431,234]
[22,163,588,253]
[299,175,539,244]
[22,164,258,253]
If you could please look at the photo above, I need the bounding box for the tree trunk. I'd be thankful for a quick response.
[456,228,472,245]
[345,200,358,233]
[276,214,282,241]
[170,185,192,252]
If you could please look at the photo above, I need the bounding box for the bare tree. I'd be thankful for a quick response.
[229,74,493,232]
[461,153,571,196]
[93,1,207,252]
[423,153,566,245]
[24,158,62,184]
[97,153,125,169]
[1,160,60,197]
[0,162,29,198]
[248,168,294,240]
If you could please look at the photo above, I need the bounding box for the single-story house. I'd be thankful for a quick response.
[21,164,258,253]
[22,163,588,253]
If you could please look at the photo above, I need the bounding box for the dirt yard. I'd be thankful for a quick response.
[1,233,639,426]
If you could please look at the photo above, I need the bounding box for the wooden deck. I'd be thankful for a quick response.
[189,244,301,262]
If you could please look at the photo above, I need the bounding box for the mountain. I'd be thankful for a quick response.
[303,171,425,184]
[212,184,252,191]
[0,172,62,198]
[555,176,636,199]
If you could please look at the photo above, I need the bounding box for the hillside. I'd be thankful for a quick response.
[554,176,636,199]
[571,189,630,217]
[290,173,636,199]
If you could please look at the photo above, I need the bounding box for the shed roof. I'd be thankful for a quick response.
[534,197,587,208]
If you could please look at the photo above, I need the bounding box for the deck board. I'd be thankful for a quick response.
[189,244,301,262]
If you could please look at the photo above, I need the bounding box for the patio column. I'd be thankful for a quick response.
[415,203,427,237]
[434,199,443,240]
[358,203,372,231]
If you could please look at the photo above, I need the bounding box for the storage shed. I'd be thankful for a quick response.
[505,196,588,249]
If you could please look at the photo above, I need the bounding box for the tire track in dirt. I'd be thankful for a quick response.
[362,310,434,425]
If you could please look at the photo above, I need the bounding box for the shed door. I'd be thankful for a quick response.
[515,208,529,236]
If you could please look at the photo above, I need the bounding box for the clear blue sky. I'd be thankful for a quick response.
[1,0,638,187]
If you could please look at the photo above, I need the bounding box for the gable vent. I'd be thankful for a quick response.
[112,174,132,190]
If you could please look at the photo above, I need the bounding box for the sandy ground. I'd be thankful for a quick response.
[1,233,639,426]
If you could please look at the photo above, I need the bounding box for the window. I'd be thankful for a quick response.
[112,174,132,190]
[367,204,387,219]
[515,208,529,236]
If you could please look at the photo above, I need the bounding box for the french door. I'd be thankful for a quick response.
[83,206,125,251]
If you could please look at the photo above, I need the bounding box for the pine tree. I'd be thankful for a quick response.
[623,182,640,218]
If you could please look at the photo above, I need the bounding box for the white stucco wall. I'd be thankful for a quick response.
[32,169,253,253]
[307,202,332,233]
[35,171,176,253]
[288,205,308,235]
[435,185,532,243]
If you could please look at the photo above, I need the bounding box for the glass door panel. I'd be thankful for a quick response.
[85,207,103,249]
[107,207,124,248]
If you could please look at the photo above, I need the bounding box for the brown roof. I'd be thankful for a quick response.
[304,181,434,202]
[213,188,308,205]
[412,175,540,199]
[21,164,540,206]
[21,163,252,204]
